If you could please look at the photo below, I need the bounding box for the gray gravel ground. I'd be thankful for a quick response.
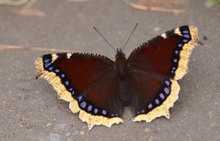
[0,0,219,141]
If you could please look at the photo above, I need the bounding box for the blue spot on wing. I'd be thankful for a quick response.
[94,108,98,114]
[44,58,50,63]
[44,63,51,68]
[183,34,190,38]
[164,87,170,95]
[80,101,87,109]
[159,93,165,100]
[78,96,83,102]
[55,69,60,73]
[183,39,188,43]
[102,110,107,115]
[48,66,53,71]
[61,74,65,78]
[148,103,153,109]
[182,30,189,34]
[65,81,69,86]
[87,105,92,112]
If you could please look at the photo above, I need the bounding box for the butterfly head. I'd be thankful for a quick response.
[115,48,126,61]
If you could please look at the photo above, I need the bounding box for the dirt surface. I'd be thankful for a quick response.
[0,0,219,141]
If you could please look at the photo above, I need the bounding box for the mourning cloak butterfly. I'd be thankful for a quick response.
[35,25,199,129]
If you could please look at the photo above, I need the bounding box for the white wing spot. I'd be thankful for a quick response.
[67,52,72,59]
[161,33,167,38]
[51,54,58,62]
[174,27,181,35]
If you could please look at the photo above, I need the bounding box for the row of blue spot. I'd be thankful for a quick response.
[43,56,76,97]
[77,95,113,117]
[137,79,172,115]
[43,58,52,69]
[180,26,191,43]
[170,27,191,74]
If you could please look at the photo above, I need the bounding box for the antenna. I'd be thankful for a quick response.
[93,23,139,52]
[92,26,117,52]
[122,23,138,51]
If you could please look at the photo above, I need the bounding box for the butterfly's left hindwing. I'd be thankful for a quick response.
[128,25,199,122]
[35,53,123,129]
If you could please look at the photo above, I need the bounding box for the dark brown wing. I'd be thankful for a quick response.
[35,53,123,129]
[127,25,199,122]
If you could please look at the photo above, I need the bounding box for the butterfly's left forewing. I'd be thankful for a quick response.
[128,25,199,122]
[35,53,123,129]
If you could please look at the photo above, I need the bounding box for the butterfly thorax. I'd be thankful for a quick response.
[114,49,130,80]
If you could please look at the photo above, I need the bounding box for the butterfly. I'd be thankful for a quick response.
[35,25,199,129]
